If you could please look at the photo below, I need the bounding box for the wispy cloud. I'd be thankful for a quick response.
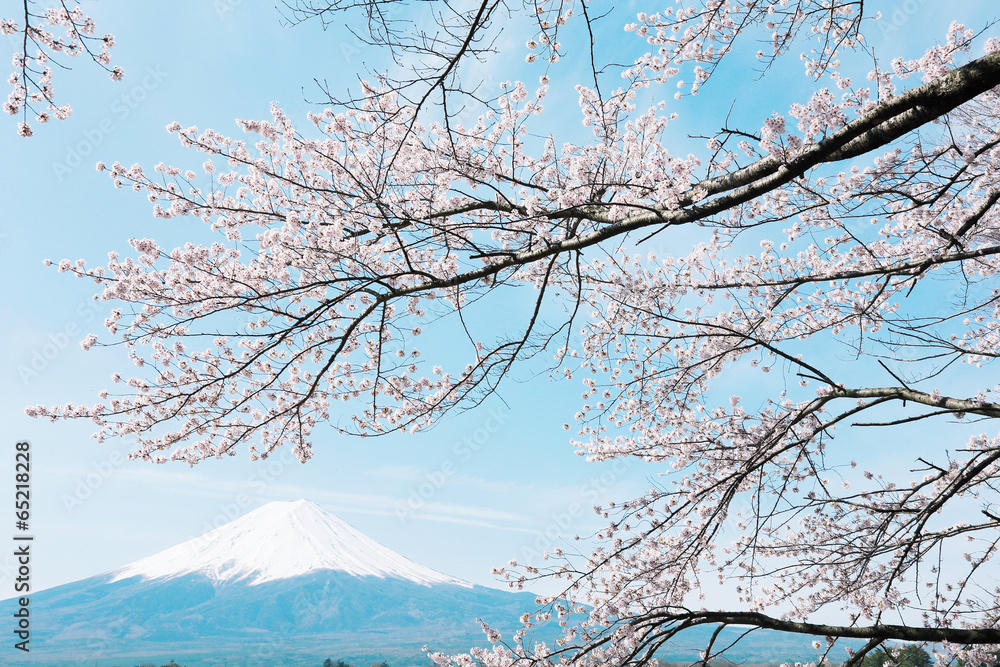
[109,466,536,534]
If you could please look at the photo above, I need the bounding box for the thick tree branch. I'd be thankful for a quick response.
[832,386,1000,418]
[640,610,1000,644]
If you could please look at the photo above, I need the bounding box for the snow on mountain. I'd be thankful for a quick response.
[111,499,471,587]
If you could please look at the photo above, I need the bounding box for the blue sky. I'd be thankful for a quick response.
[0,0,996,602]
[0,1,663,594]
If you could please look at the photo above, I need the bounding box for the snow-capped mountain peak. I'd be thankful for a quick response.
[110,499,471,587]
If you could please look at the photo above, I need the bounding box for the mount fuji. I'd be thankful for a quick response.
[3,500,856,667]
[3,500,544,666]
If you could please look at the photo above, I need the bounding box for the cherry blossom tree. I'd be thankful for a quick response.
[28,1,1000,665]
[2,0,121,136]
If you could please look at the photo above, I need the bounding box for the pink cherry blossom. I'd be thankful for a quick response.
[2,2,120,136]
